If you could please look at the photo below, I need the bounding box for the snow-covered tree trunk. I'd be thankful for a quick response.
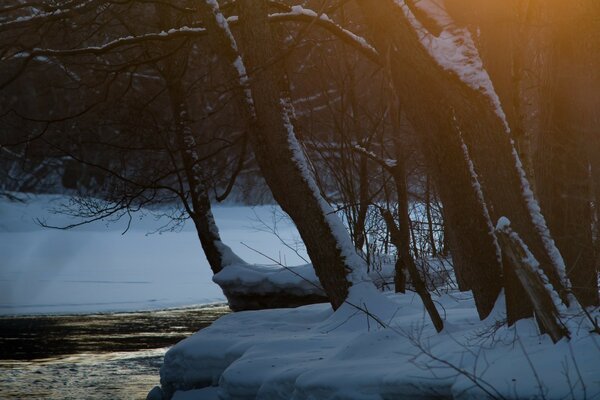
[198,0,372,309]
[150,2,244,277]
[166,76,244,276]
[495,218,569,343]
[356,0,575,323]
[357,1,503,319]
[170,91,244,274]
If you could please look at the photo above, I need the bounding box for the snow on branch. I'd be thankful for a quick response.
[5,5,380,72]
[269,5,380,64]
[396,0,508,131]
[0,0,102,32]
[11,27,206,59]
[352,145,397,170]
[203,0,255,117]
[495,217,571,342]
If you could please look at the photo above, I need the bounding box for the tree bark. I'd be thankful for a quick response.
[534,1,599,307]
[167,82,243,275]
[357,1,504,319]
[156,3,243,276]
[496,221,569,342]
[199,0,374,309]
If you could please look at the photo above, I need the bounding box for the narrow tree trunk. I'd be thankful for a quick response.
[382,209,444,332]
[424,174,438,257]
[496,220,570,342]
[167,84,243,275]
[155,2,243,276]
[391,147,411,294]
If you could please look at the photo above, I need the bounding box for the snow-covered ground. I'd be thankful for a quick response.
[159,291,600,400]
[0,194,306,315]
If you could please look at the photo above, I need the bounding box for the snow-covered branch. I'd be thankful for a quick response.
[352,144,397,171]
[0,0,103,32]
[202,0,255,117]
[13,27,206,59]
[269,5,380,64]
[5,5,380,68]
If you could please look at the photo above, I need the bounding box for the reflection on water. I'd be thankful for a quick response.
[0,305,230,399]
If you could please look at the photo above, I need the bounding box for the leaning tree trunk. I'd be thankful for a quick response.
[356,0,572,324]
[198,0,372,309]
[167,81,244,275]
[156,3,243,276]
[359,2,503,319]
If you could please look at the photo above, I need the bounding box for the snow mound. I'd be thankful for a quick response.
[213,263,324,297]
[159,291,600,399]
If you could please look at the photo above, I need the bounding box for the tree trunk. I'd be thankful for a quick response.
[167,83,244,275]
[424,174,438,257]
[357,1,504,319]
[356,0,574,322]
[156,4,243,276]
[496,220,569,343]
[534,1,598,307]
[382,208,444,332]
[199,0,373,309]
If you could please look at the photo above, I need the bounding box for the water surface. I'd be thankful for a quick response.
[0,305,230,399]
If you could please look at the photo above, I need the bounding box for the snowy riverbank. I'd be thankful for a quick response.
[157,290,600,400]
[0,194,305,315]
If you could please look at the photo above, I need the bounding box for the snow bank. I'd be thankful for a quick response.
[214,263,323,297]
[160,291,600,399]
[213,260,396,311]
[214,262,396,298]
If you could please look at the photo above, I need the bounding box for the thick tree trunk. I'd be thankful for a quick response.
[356,0,576,323]
[534,2,599,307]
[357,1,503,319]
[199,0,373,309]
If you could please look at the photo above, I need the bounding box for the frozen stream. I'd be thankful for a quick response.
[0,305,230,399]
